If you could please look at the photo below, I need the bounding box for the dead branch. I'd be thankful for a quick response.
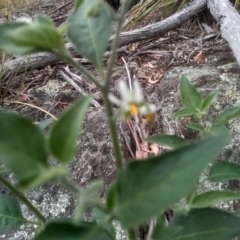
[1,0,207,80]
[110,0,207,47]
[207,0,240,66]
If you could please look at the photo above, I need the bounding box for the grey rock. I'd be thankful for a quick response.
[1,49,240,239]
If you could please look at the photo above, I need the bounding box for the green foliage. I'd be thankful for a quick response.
[152,215,181,240]
[0,22,28,54]
[49,96,91,163]
[37,118,55,130]
[0,15,66,55]
[109,134,229,228]
[172,107,195,118]
[92,208,115,237]
[169,208,240,240]
[191,190,240,208]
[0,195,26,233]
[0,1,240,239]
[201,91,219,111]
[106,183,117,212]
[185,123,205,132]
[179,74,202,110]
[73,180,104,222]
[34,219,114,240]
[20,167,68,191]
[0,111,48,184]
[67,0,113,69]
[209,161,240,182]
[173,75,218,121]
[214,106,240,124]
[173,75,240,137]
[145,134,188,149]
[0,167,9,173]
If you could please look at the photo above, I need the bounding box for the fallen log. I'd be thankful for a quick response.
[111,0,207,47]
[1,0,207,80]
[207,0,240,66]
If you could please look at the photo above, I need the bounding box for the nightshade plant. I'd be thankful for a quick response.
[0,0,240,239]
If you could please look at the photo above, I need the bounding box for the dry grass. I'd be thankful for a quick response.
[0,0,35,20]
[123,0,240,30]
[123,0,190,30]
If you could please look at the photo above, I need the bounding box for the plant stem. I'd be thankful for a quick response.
[0,175,46,223]
[104,0,131,91]
[103,94,123,169]
[60,177,79,195]
[128,228,136,240]
[100,0,131,170]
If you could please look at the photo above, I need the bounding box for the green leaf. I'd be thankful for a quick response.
[209,161,240,182]
[171,208,240,240]
[92,208,115,237]
[201,91,218,111]
[172,107,195,119]
[8,26,64,54]
[233,212,240,218]
[0,167,9,173]
[179,75,202,109]
[145,135,188,149]
[0,111,48,183]
[49,96,91,163]
[0,15,65,55]
[67,0,113,68]
[74,180,104,222]
[191,190,240,208]
[0,194,26,233]
[37,118,55,130]
[34,219,114,240]
[106,183,117,212]
[215,106,240,124]
[186,186,198,205]
[111,133,229,228]
[152,215,181,240]
[186,123,205,132]
[204,124,229,137]
[0,22,28,53]
[32,14,56,27]
[18,167,68,191]
[74,0,84,11]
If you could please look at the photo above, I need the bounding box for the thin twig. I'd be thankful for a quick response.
[59,70,101,108]
[64,66,95,89]
[146,218,156,240]
[120,122,135,158]
[127,119,141,158]
[3,100,58,120]
[53,51,104,91]
[122,57,132,89]
[47,0,73,15]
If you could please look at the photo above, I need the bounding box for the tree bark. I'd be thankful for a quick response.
[1,0,207,80]
[207,0,240,66]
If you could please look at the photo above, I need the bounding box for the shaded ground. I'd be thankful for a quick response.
[1,1,240,239]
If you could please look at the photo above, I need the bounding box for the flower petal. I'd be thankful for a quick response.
[133,81,144,103]
[148,104,157,113]
[108,93,121,106]
[139,104,157,115]
[119,80,129,102]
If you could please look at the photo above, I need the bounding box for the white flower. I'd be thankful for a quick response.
[108,80,156,121]
[139,104,157,122]
[15,15,32,23]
